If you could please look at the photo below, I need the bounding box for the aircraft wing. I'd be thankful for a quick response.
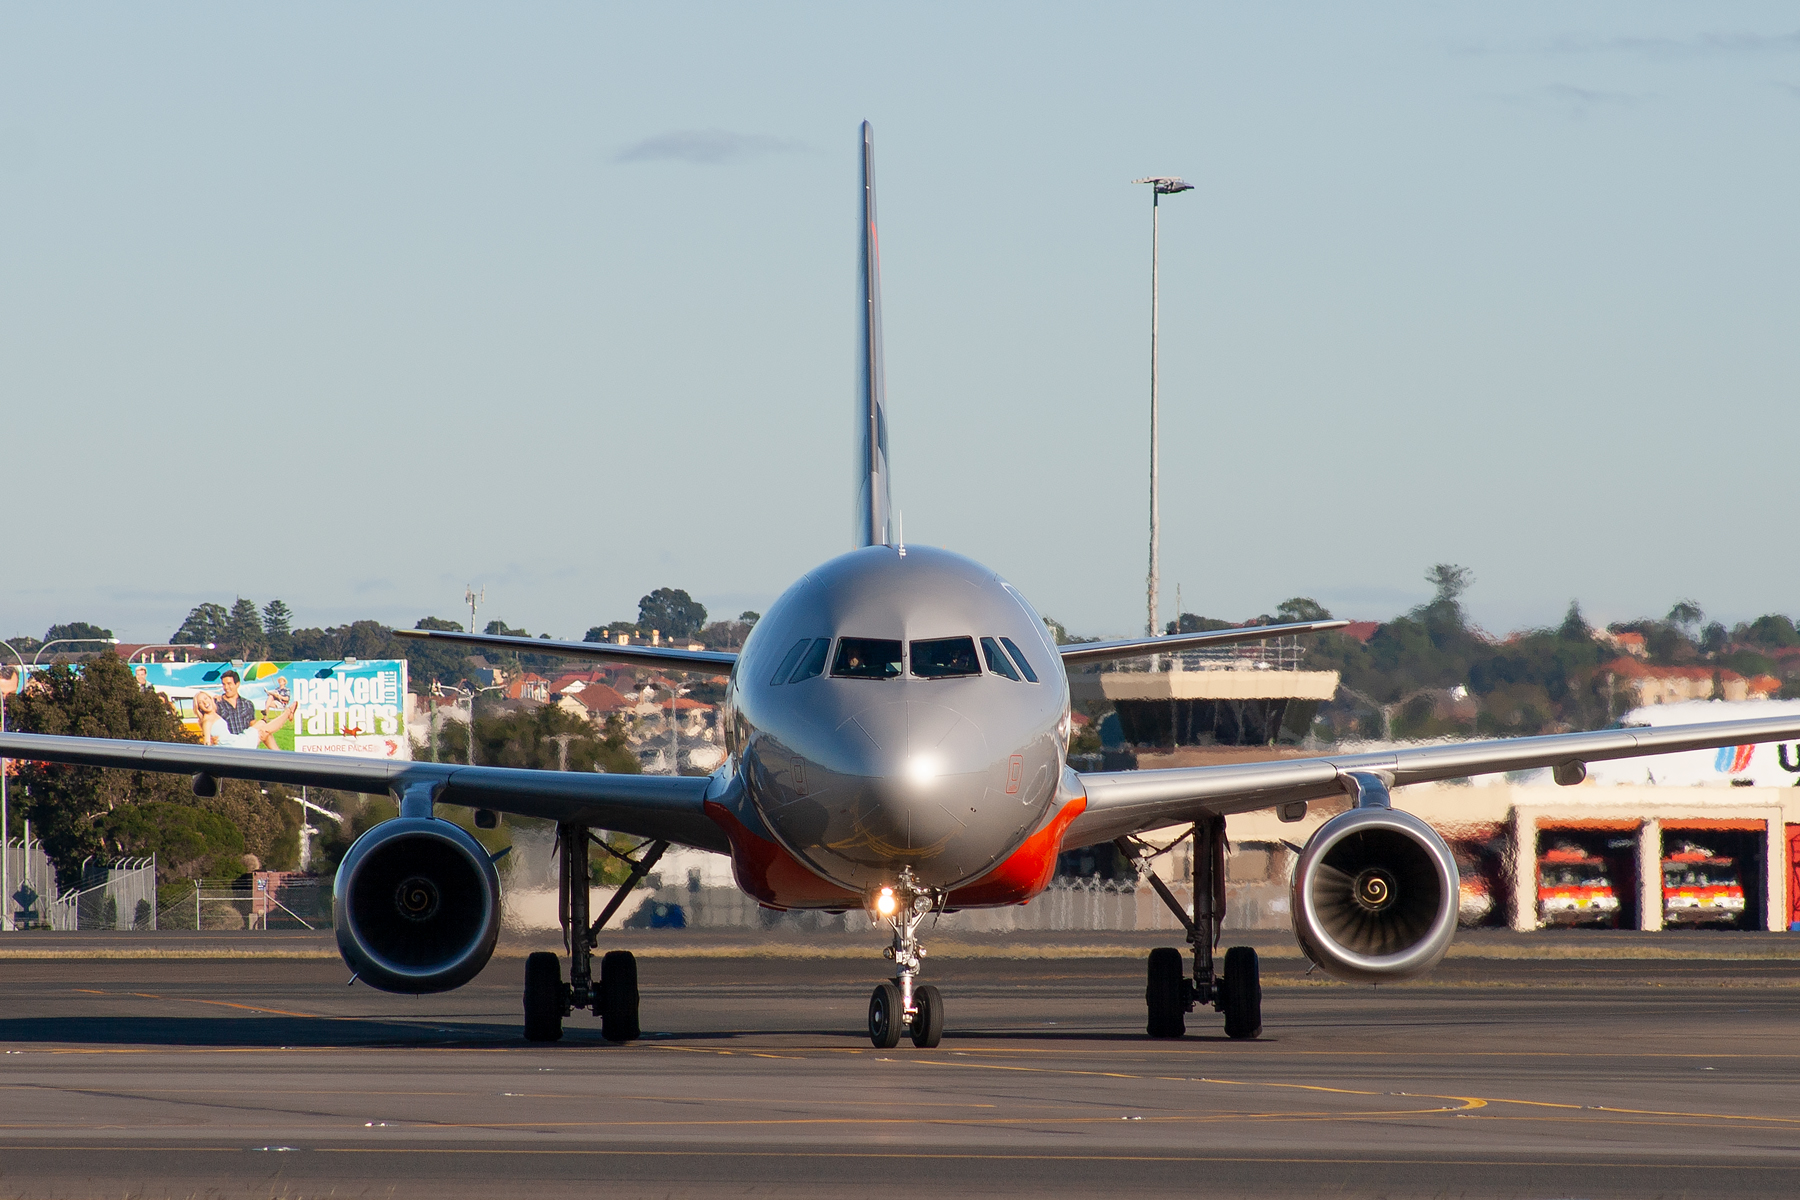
[393,628,737,675]
[1058,619,1348,666]
[1063,713,1800,848]
[0,732,727,852]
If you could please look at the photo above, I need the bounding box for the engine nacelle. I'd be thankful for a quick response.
[1291,806,1459,984]
[333,817,501,994]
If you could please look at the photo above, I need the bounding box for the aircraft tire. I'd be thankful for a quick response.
[910,984,945,1048]
[868,981,903,1048]
[1145,947,1186,1038]
[599,950,641,1042]
[523,951,564,1043]
[1221,946,1262,1040]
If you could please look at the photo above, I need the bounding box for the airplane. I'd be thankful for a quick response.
[7,121,1800,1049]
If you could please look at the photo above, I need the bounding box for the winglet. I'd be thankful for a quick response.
[855,120,893,548]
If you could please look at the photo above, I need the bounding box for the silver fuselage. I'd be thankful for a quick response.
[722,545,1071,897]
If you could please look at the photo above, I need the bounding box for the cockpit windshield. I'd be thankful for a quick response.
[910,637,980,679]
[998,636,1038,683]
[832,637,904,679]
[981,637,1020,681]
[789,638,830,682]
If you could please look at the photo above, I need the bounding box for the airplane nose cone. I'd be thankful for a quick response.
[762,697,1001,890]
[841,698,988,799]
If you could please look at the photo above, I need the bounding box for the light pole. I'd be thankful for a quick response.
[659,681,690,776]
[33,637,121,666]
[0,638,23,932]
[1132,175,1194,638]
[448,681,505,765]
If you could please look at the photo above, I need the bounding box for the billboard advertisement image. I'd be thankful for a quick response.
[132,659,410,760]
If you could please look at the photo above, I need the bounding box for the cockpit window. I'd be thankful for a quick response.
[910,636,980,679]
[769,638,812,686]
[981,636,1020,681]
[790,638,830,682]
[999,636,1039,683]
[832,637,904,679]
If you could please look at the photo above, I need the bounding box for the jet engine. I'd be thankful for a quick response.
[1291,806,1459,984]
[334,816,502,994]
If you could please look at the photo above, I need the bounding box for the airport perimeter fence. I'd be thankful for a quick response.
[156,875,332,931]
[4,840,158,930]
[610,876,1294,936]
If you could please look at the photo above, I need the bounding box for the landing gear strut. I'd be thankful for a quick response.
[522,823,668,1043]
[1118,816,1261,1040]
[866,868,945,1048]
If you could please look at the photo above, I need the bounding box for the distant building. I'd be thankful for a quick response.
[507,673,550,702]
[554,681,631,724]
[1602,658,1779,706]
[1597,630,1650,659]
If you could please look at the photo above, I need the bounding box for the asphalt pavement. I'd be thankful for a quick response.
[0,931,1796,1198]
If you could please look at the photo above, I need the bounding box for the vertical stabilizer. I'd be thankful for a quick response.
[855,120,893,548]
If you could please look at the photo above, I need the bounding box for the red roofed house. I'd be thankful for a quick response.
[507,673,550,702]
[548,669,611,696]
[1602,658,1775,705]
[555,681,631,724]
[1596,630,1650,659]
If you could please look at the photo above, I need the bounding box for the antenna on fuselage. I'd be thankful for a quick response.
[855,120,894,549]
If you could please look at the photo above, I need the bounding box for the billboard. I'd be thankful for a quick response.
[132,659,410,760]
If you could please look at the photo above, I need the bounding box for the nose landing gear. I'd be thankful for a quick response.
[866,869,945,1048]
[1119,816,1262,1040]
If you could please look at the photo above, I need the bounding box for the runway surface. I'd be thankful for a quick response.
[1,932,1797,1199]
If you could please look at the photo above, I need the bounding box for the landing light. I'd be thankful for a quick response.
[875,888,897,916]
[905,754,938,784]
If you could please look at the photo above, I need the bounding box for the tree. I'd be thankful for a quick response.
[1167,613,1234,635]
[45,621,114,644]
[1042,616,1097,646]
[173,602,229,648]
[1667,599,1703,633]
[225,598,267,659]
[1274,598,1333,624]
[1557,601,1591,642]
[739,610,761,625]
[434,702,642,775]
[262,600,294,658]
[405,617,477,694]
[102,802,248,882]
[6,654,198,883]
[700,619,754,651]
[1741,614,1799,649]
[637,588,707,640]
[1426,564,1473,609]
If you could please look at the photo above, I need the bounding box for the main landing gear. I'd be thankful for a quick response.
[523,823,670,1043]
[1118,815,1262,1040]
[866,867,945,1049]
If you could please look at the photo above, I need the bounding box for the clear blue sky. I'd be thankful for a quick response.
[3,4,1795,645]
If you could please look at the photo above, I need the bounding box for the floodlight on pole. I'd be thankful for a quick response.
[33,637,120,667]
[128,643,216,663]
[1131,175,1194,639]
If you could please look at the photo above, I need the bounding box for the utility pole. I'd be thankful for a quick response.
[1132,176,1194,637]
[0,637,24,933]
[464,585,484,635]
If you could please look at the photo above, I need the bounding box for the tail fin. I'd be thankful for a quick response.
[854,120,893,548]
